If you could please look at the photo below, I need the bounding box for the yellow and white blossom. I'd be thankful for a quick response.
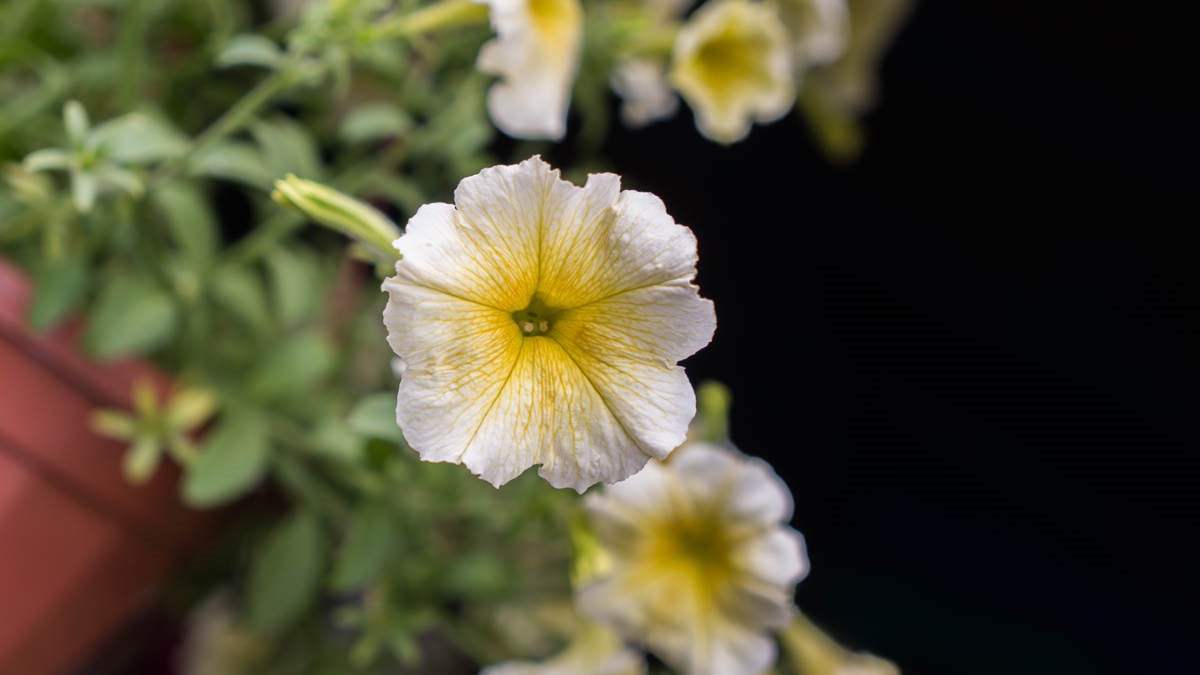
[381,156,716,492]
[477,0,583,140]
[669,0,795,144]
[576,442,809,675]
[481,621,646,675]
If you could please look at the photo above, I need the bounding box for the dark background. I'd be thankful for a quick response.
[597,2,1198,675]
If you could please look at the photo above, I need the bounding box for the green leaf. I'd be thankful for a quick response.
[28,254,88,331]
[214,34,283,70]
[361,173,425,215]
[188,140,276,189]
[247,510,324,635]
[182,411,270,508]
[252,118,323,181]
[93,165,144,199]
[84,276,178,360]
[87,111,188,165]
[63,100,89,148]
[22,148,73,173]
[339,103,413,145]
[209,264,270,333]
[331,503,397,591]
[69,167,96,212]
[346,392,404,444]
[245,332,336,402]
[307,419,365,463]
[151,181,219,269]
[265,246,321,328]
[442,551,507,598]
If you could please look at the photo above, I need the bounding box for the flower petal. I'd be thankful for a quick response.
[539,187,709,312]
[389,200,538,310]
[380,282,520,463]
[701,618,777,675]
[720,528,808,629]
[457,336,656,491]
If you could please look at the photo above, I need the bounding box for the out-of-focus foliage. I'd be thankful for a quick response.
[0,0,911,673]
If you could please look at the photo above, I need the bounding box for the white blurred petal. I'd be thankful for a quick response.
[611,58,680,128]
[478,0,583,139]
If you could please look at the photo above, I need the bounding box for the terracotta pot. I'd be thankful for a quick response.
[0,259,224,675]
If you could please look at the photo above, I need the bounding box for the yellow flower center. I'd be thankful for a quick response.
[692,27,772,97]
[512,295,562,336]
[640,506,737,604]
[528,0,581,50]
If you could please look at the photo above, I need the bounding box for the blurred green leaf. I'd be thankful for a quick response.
[63,100,89,148]
[209,263,270,334]
[331,502,397,591]
[97,168,144,202]
[253,118,323,181]
[247,510,325,635]
[360,173,426,215]
[69,167,96,212]
[84,276,178,360]
[28,254,87,331]
[152,181,219,269]
[215,34,283,70]
[182,411,270,507]
[339,103,413,145]
[245,331,336,401]
[346,392,403,444]
[87,111,188,165]
[265,246,321,328]
[22,148,72,173]
[188,139,277,189]
[443,551,507,598]
[308,419,365,463]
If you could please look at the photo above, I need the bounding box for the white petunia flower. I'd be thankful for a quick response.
[778,0,851,71]
[576,442,809,675]
[381,156,716,492]
[481,622,646,675]
[610,58,680,128]
[669,0,795,144]
[477,0,583,140]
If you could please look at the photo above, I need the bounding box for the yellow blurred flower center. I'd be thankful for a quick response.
[529,0,581,50]
[643,507,736,599]
[512,295,562,336]
[693,29,771,96]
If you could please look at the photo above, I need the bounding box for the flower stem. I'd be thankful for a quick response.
[180,68,295,168]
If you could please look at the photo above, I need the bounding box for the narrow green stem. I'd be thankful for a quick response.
[152,65,300,186]
[116,0,151,109]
